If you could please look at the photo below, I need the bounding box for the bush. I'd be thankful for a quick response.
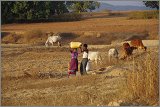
[52,13,82,22]
[128,10,159,19]
[12,13,82,23]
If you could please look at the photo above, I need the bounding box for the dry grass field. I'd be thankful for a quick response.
[1,11,159,106]
[1,11,159,45]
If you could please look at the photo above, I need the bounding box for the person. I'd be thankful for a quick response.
[68,47,82,77]
[80,44,89,75]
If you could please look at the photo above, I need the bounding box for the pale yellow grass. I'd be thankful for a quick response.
[126,51,159,105]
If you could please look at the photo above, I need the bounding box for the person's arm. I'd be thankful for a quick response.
[86,49,89,53]
[69,48,73,53]
[78,46,82,54]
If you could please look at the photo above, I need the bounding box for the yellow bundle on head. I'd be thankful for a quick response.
[70,42,82,48]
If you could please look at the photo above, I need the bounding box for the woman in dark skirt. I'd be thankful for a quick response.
[68,47,81,77]
[80,44,89,75]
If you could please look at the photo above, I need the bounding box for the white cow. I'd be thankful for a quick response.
[45,32,62,47]
[108,48,119,62]
[88,51,102,65]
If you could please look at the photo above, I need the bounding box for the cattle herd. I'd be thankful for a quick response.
[121,39,147,60]
[45,32,147,62]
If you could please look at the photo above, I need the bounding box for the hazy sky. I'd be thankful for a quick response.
[99,1,145,6]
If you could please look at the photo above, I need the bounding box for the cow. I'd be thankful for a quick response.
[121,43,137,60]
[123,43,132,56]
[130,39,147,51]
[123,43,130,50]
[88,51,102,65]
[108,48,119,62]
[45,32,62,47]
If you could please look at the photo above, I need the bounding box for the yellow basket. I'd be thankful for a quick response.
[70,42,82,48]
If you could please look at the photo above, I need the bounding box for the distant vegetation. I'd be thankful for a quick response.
[1,1,159,24]
[1,1,100,24]
[66,1,100,13]
[127,1,159,19]
[128,10,159,19]
[143,1,159,10]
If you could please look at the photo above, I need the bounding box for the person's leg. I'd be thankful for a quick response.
[82,59,88,75]
[80,62,83,75]
[76,59,78,71]
[74,70,76,76]
[68,72,70,78]
[68,70,76,78]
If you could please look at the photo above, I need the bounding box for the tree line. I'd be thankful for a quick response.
[1,1,159,24]
[143,1,159,10]
[1,1,100,24]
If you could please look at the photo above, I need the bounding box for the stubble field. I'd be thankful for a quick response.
[1,11,159,106]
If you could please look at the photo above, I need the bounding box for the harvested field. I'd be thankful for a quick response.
[1,11,159,106]
[1,40,159,106]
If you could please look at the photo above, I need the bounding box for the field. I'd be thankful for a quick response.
[1,11,159,106]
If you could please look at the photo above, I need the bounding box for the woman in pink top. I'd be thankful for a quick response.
[68,47,82,77]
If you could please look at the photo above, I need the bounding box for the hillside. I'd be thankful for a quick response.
[94,3,156,11]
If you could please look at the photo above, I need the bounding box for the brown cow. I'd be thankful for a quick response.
[123,43,130,49]
[130,39,147,51]
[121,43,137,59]
[123,43,133,55]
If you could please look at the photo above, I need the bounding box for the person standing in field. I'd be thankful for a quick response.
[68,47,82,77]
[80,44,89,75]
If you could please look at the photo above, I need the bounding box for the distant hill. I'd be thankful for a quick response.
[94,3,156,12]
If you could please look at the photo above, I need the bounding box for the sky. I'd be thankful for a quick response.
[99,1,145,6]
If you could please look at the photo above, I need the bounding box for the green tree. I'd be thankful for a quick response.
[1,1,15,24]
[1,1,69,23]
[143,1,159,10]
[84,1,100,12]
[52,1,68,15]
[11,1,55,20]
[2,1,90,24]
[67,1,100,13]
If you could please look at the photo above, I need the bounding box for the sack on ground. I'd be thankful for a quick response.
[86,61,91,71]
